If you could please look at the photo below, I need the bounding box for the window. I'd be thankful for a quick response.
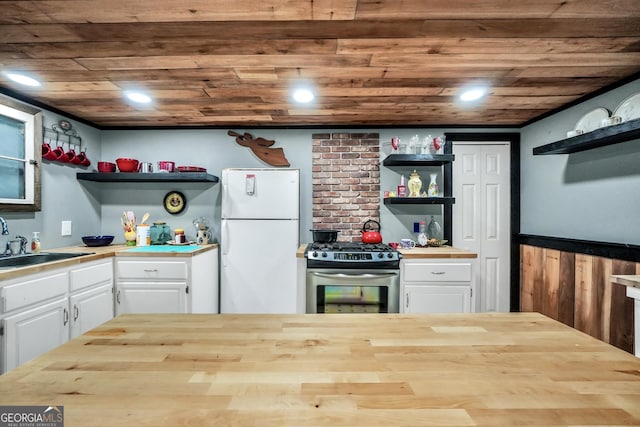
[0,95,41,211]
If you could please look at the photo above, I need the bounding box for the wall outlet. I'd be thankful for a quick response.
[61,220,72,236]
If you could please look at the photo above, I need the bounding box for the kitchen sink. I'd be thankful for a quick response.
[0,252,94,269]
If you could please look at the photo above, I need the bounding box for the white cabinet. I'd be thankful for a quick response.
[404,285,472,313]
[1,258,114,373]
[1,269,69,373]
[115,248,218,315]
[69,284,113,338]
[116,282,187,314]
[401,259,474,314]
[69,259,114,338]
[3,296,68,372]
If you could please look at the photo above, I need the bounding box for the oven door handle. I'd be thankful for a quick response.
[310,272,397,279]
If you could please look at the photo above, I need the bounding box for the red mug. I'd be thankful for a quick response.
[42,143,53,159]
[157,161,175,172]
[72,151,86,165]
[61,148,76,163]
[388,242,399,249]
[48,145,65,161]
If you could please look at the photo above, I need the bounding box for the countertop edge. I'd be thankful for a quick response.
[611,274,640,289]
[0,243,219,281]
[296,244,477,259]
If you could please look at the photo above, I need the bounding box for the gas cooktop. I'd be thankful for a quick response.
[305,242,401,269]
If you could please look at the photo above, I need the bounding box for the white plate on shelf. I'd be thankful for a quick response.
[613,92,640,122]
[574,107,610,133]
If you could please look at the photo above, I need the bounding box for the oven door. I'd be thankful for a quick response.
[306,269,399,313]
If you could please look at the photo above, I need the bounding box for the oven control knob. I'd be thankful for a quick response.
[321,251,328,258]
[312,251,318,258]
[378,252,384,258]
[387,253,394,259]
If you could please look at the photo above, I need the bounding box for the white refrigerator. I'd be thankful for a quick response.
[220,168,300,313]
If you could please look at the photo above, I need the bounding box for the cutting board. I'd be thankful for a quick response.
[125,245,201,253]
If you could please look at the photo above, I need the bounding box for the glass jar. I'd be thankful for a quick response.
[150,221,171,245]
[174,228,186,244]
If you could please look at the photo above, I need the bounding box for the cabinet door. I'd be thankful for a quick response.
[69,283,114,338]
[115,282,187,315]
[404,285,471,314]
[2,297,68,373]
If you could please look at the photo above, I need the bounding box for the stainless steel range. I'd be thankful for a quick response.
[305,242,402,313]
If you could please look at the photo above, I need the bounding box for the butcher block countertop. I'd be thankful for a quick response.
[0,243,218,281]
[611,275,640,289]
[296,244,476,259]
[1,312,639,427]
[397,246,477,259]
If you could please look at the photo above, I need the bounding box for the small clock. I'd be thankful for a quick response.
[163,191,186,215]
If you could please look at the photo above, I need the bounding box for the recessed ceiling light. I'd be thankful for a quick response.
[6,73,41,87]
[125,91,152,104]
[459,87,487,102]
[292,88,315,103]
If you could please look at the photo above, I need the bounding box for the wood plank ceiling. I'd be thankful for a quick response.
[1,0,639,128]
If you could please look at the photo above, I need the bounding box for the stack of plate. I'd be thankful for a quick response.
[572,92,640,135]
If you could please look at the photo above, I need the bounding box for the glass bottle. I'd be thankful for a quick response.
[31,231,41,253]
[417,221,428,246]
[427,216,442,240]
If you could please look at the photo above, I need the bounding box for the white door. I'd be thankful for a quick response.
[453,143,510,312]
[116,282,188,315]
[70,283,114,338]
[404,285,472,313]
[2,297,68,373]
[221,219,299,313]
[221,168,299,219]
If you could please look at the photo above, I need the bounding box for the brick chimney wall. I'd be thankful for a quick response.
[311,132,380,242]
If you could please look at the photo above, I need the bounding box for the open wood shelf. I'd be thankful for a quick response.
[383,197,455,205]
[382,153,454,166]
[533,117,640,155]
[77,172,219,183]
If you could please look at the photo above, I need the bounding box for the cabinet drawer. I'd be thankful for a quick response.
[70,260,113,292]
[1,272,68,313]
[116,260,188,280]
[403,262,471,283]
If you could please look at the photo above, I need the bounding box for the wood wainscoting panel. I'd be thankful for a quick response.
[609,260,637,352]
[557,250,576,327]
[520,244,635,354]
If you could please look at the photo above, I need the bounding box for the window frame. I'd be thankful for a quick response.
[0,95,42,211]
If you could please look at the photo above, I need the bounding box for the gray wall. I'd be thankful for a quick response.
[99,129,313,244]
[520,78,640,245]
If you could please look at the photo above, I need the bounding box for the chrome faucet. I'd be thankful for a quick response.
[0,217,8,236]
[16,235,28,255]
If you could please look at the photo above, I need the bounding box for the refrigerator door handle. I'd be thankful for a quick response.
[222,220,229,257]
[221,180,229,219]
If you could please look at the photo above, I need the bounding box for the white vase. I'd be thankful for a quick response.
[428,173,438,196]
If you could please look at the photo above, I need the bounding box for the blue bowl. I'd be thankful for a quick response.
[82,235,114,247]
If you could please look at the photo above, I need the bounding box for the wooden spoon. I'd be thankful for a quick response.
[141,212,150,225]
